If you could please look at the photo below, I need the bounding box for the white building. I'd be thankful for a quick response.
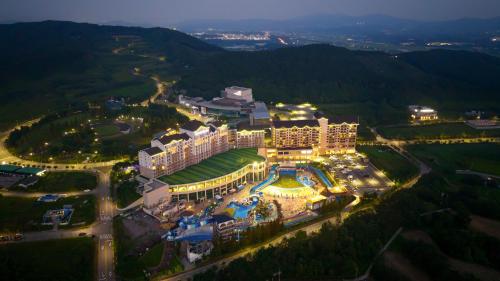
[409,105,438,122]
[222,86,253,103]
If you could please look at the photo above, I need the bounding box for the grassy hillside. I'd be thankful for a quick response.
[0,21,221,130]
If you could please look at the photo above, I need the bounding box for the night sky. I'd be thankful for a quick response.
[1,0,500,25]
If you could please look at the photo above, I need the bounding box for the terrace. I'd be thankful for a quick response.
[159,148,265,185]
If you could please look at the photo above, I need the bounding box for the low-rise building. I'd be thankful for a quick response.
[212,214,238,241]
[409,105,438,122]
[143,179,171,209]
[222,86,253,102]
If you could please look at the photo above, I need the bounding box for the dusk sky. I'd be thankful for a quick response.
[1,0,500,25]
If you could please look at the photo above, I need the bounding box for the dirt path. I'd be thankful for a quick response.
[470,215,500,240]
[384,251,431,281]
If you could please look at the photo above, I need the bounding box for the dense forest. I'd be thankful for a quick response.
[176,44,500,107]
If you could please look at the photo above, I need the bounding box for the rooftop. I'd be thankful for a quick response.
[236,121,269,131]
[181,120,206,132]
[272,119,319,128]
[144,179,167,192]
[143,146,164,156]
[15,167,45,175]
[0,164,21,173]
[225,86,251,91]
[252,102,270,120]
[156,133,190,145]
[328,115,359,124]
[159,148,265,185]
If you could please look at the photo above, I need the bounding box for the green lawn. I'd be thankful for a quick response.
[408,143,500,176]
[378,122,500,140]
[0,195,96,232]
[159,148,265,185]
[157,255,184,277]
[14,171,97,192]
[140,243,164,268]
[357,145,419,184]
[94,124,120,137]
[116,180,141,208]
[0,238,95,281]
[114,217,168,280]
[273,175,304,188]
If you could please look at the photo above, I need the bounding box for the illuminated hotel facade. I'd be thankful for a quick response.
[139,120,230,178]
[138,110,357,206]
[139,120,266,179]
[267,116,358,163]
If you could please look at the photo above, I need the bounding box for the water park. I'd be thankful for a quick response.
[165,163,341,243]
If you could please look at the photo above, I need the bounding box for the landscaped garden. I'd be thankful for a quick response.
[0,238,95,281]
[0,195,95,232]
[357,145,419,184]
[378,122,500,140]
[115,180,141,208]
[5,103,188,163]
[159,148,265,185]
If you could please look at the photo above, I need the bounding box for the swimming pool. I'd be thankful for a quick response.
[226,196,259,219]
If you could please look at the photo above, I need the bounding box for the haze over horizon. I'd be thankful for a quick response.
[1,0,500,26]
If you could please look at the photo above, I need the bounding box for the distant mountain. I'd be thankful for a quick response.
[178,14,500,41]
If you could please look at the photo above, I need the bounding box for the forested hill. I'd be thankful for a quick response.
[0,20,221,81]
[0,21,221,130]
[1,21,499,130]
[176,44,500,106]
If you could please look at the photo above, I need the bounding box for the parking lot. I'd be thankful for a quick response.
[326,153,394,195]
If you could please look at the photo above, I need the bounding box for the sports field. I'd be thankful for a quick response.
[159,148,265,185]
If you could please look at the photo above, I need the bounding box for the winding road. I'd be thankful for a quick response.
[0,119,117,281]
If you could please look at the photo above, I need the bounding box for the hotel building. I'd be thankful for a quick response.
[139,120,229,179]
[138,104,357,207]
[268,116,358,162]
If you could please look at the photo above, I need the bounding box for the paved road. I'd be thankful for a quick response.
[140,76,167,107]
[94,169,115,281]
[0,168,116,281]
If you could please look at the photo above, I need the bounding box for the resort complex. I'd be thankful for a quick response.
[139,89,359,209]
